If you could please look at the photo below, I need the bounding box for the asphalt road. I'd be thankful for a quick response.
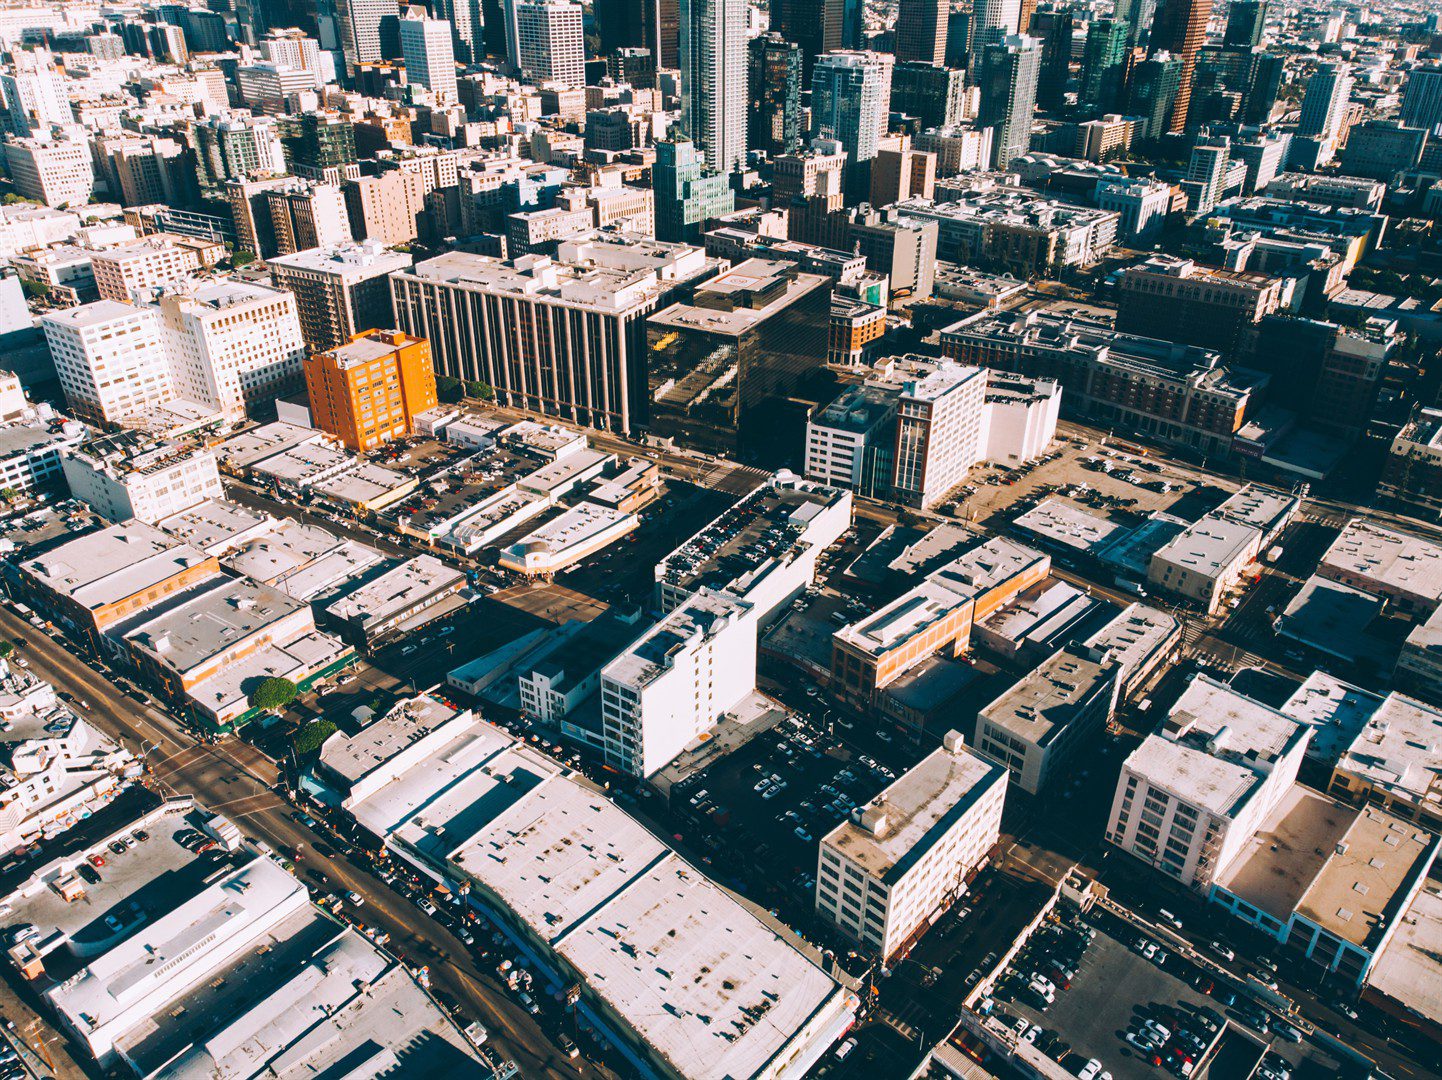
[0,605,608,1080]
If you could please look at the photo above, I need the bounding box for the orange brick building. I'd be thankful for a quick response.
[304,329,437,451]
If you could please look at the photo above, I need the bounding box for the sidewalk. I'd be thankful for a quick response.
[0,975,90,1079]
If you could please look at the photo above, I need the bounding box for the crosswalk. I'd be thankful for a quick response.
[692,461,771,496]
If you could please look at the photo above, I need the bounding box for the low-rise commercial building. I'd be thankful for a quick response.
[816,732,1005,960]
[1330,692,1442,834]
[975,644,1122,794]
[342,712,858,1080]
[498,502,639,578]
[1381,406,1442,518]
[832,536,1050,703]
[324,554,466,648]
[1318,519,1442,619]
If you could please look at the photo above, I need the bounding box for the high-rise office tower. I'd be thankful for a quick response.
[1223,0,1266,48]
[1031,9,1072,110]
[773,0,856,82]
[977,34,1040,168]
[594,0,646,54]
[680,0,747,173]
[1126,53,1182,138]
[896,0,948,64]
[945,9,972,67]
[1149,0,1207,133]
[1,47,70,136]
[891,61,968,129]
[1297,60,1353,142]
[647,0,681,69]
[482,0,509,59]
[433,0,483,63]
[1114,0,1155,47]
[1242,51,1283,124]
[972,0,1021,52]
[335,0,400,73]
[516,1,585,87]
[811,51,895,191]
[749,33,803,156]
[1080,19,1130,111]
[1400,65,1442,133]
[1184,132,1229,213]
[653,139,735,242]
[399,12,458,99]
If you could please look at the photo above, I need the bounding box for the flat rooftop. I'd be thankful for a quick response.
[215,422,325,471]
[1320,519,1442,605]
[1165,674,1307,762]
[1152,514,1260,580]
[1364,881,1442,1024]
[821,744,1003,884]
[603,589,751,689]
[1275,574,1385,663]
[1124,733,1262,818]
[266,239,414,278]
[311,461,415,506]
[21,521,212,613]
[1335,692,1442,815]
[1281,672,1384,765]
[1212,484,1298,534]
[1217,786,1434,949]
[1084,603,1180,685]
[125,576,308,677]
[1012,499,1125,553]
[158,499,274,556]
[648,259,828,337]
[326,555,464,627]
[979,646,1118,748]
[318,694,471,788]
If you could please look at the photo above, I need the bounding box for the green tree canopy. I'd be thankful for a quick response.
[464,381,495,401]
[291,718,336,755]
[230,250,256,267]
[250,676,298,712]
[0,641,14,660]
[436,375,463,403]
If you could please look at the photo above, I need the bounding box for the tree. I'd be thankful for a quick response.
[230,250,256,268]
[0,641,13,660]
[436,375,463,403]
[464,381,495,401]
[20,280,50,299]
[0,488,18,504]
[250,676,298,712]
[291,718,336,755]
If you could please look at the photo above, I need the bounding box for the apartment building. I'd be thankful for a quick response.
[344,170,428,245]
[268,240,414,353]
[832,536,1050,703]
[60,432,222,524]
[975,644,1122,794]
[158,280,306,424]
[304,330,437,451]
[1115,254,1286,356]
[392,236,721,434]
[89,234,226,302]
[41,301,173,425]
[816,732,1005,960]
[599,589,757,777]
[4,135,93,207]
[890,358,989,509]
[1105,674,1311,890]
[266,181,353,256]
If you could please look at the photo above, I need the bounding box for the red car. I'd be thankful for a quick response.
[88,854,105,867]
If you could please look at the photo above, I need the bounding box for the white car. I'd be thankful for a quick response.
[1078,1059,1103,1080]
[1209,941,1235,961]
[1022,1024,1041,1044]
[345,890,365,907]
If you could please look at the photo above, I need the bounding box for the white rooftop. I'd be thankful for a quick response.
[21,521,212,612]
[1335,691,1442,817]
[1320,519,1442,605]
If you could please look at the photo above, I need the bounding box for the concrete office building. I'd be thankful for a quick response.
[391,235,720,434]
[88,234,225,303]
[811,51,895,190]
[268,240,414,353]
[895,0,948,64]
[516,1,585,88]
[335,0,401,73]
[41,302,173,425]
[1115,254,1285,356]
[1105,674,1311,889]
[817,732,1006,960]
[399,10,458,100]
[158,280,307,424]
[1400,65,1442,133]
[4,135,93,208]
[61,433,222,524]
[600,589,757,776]
[887,358,989,508]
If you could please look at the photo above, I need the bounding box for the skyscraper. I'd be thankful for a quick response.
[1114,0,1156,47]
[891,61,967,129]
[399,12,458,99]
[1241,51,1283,124]
[895,0,948,64]
[977,34,1040,168]
[1223,0,1266,49]
[1400,65,1442,133]
[773,0,856,82]
[335,0,400,73]
[749,34,803,156]
[1297,60,1353,142]
[811,51,895,192]
[646,0,681,69]
[680,0,747,173]
[433,0,483,63]
[1184,132,1229,213]
[1031,9,1072,110]
[594,0,646,54]
[972,0,1021,52]
[1126,53,1182,138]
[1080,18,1130,111]
[1148,0,1207,132]
[516,1,585,87]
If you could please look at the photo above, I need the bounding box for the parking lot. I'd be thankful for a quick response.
[990,907,1343,1080]
[940,434,1239,532]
